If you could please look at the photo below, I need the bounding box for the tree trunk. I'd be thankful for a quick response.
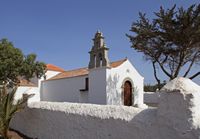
[152,61,161,90]
[1,129,8,139]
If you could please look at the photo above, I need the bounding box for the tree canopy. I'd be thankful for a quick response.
[127,4,200,86]
[0,38,46,138]
[0,39,46,85]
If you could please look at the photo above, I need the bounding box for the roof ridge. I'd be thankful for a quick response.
[46,64,65,72]
[110,58,127,63]
[62,67,88,73]
[46,58,127,81]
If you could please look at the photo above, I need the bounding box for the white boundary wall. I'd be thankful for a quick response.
[15,87,39,102]
[11,78,200,139]
[11,102,157,139]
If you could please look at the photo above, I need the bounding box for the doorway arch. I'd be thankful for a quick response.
[123,81,133,106]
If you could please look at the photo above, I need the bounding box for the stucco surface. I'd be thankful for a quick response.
[88,68,107,104]
[15,70,61,102]
[11,102,158,139]
[144,92,159,106]
[41,75,88,102]
[41,59,145,107]
[158,77,200,138]
[161,77,200,93]
[16,87,39,102]
[11,77,200,139]
[106,59,145,107]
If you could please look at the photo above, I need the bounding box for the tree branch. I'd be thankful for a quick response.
[183,52,198,77]
[156,59,172,78]
[173,52,184,78]
[189,72,200,79]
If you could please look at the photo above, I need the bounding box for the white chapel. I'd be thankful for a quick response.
[40,31,145,107]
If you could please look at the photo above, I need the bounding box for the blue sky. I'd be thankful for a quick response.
[0,0,199,84]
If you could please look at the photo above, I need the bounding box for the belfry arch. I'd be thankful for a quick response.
[88,30,110,69]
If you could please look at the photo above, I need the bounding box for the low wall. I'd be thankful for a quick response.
[11,102,159,139]
[16,86,40,102]
[11,77,200,139]
[144,92,159,107]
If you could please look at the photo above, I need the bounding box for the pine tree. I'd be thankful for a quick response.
[127,4,200,87]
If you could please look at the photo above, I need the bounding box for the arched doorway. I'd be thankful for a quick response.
[124,81,132,106]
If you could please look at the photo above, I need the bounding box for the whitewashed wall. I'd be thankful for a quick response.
[41,75,88,102]
[30,70,60,86]
[38,70,61,89]
[106,60,144,107]
[38,70,61,99]
[11,78,200,139]
[11,102,156,139]
[15,87,39,102]
[88,68,107,104]
[15,70,61,102]
[41,60,144,106]
[45,70,61,80]
[144,92,159,107]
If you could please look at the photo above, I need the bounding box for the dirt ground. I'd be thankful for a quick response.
[5,129,36,139]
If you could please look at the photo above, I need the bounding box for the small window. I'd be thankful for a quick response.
[100,58,103,67]
[99,53,103,67]
[80,78,89,92]
[85,78,89,90]
[94,55,96,67]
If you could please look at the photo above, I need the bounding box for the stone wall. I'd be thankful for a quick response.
[11,77,200,139]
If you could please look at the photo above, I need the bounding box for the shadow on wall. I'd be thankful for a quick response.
[11,103,191,139]
[11,102,159,139]
[133,87,139,106]
[106,74,140,106]
[106,74,121,105]
[11,100,200,139]
[11,77,200,139]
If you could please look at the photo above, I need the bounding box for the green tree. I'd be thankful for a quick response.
[0,39,46,85]
[127,4,200,88]
[0,38,46,139]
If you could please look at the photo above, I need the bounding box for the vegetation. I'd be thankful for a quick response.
[0,38,46,139]
[0,86,33,139]
[0,39,46,85]
[127,4,200,88]
[144,82,166,92]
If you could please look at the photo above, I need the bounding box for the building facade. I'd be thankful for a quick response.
[15,64,64,103]
[41,31,145,107]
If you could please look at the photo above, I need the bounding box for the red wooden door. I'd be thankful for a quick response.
[124,81,132,106]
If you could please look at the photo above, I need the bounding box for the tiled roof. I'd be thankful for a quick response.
[110,58,127,68]
[19,79,37,87]
[48,68,89,81]
[46,64,65,72]
[47,59,127,81]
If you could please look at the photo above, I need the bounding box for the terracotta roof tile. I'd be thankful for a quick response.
[46,59,127,81]
[46,64,65,72]
[49,68,89,81]
[19,79,37,87]
[110,58,127,68]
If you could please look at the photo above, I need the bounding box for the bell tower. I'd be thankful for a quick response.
[88,31,110,69]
